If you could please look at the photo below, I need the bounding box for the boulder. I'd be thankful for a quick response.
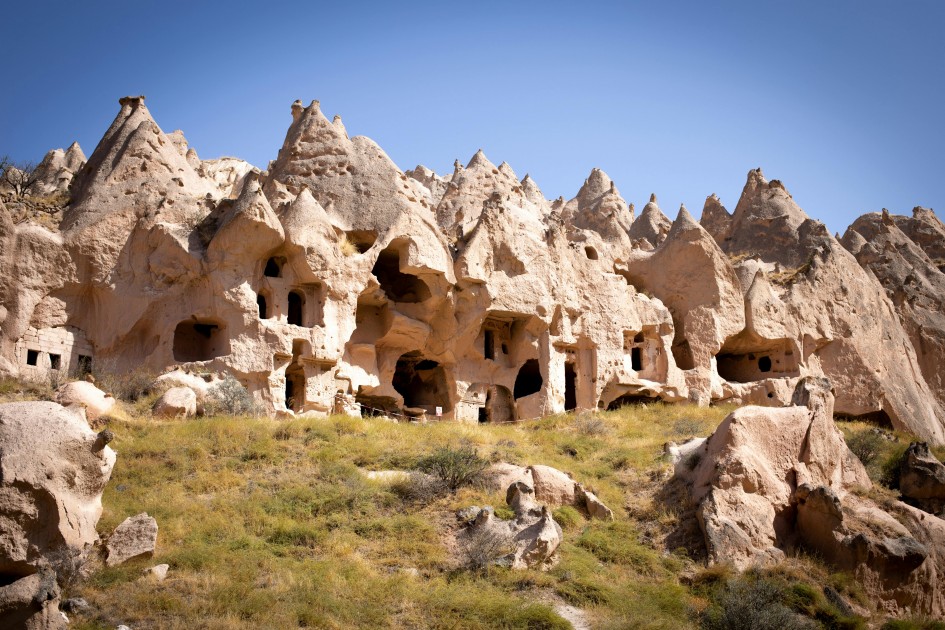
[528,465,577,507]
[576,484,614,521]
[899,442,945,515]
[55,381,115,421]
[481,463,532,493]
[105,513,158,567]
[0,569,64,630]
[679,377,945,617]
[0,402,116,575]
[151,386,197,418]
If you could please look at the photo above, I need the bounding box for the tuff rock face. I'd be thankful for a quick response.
[678,378,945,617]
[2,97,944,443]
[0,401,116,628]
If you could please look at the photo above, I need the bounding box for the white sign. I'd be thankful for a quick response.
[435,406,443,417]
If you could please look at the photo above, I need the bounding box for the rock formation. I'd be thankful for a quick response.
[0,401,116,628]
[678,377,945,617]
[457,481,563,570]
[1,96,944,443]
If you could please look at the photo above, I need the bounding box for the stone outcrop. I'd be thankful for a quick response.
[678,377,945,617]
[483,463,614,520]
[152,386,197,418]
[105,513,158,567]
[54,381,115,421]
[457,481,562,569]
[2,97,944,444]
[0,401,116,628]
[898,442,945,516]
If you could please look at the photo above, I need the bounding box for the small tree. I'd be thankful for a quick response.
[0,156,40,198]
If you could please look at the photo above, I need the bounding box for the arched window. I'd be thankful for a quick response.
[257,293,269,319]
[288,290,305,326]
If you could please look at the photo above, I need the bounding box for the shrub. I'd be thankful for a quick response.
[391,471,448,504]
[846,430,885,466]
[93,366,156,402]
[701,577,817,630]
[416,446,488,492]
[574,413,609,436]
[459,524,515,571]
[880,443,909,489]
[204,374,262,417]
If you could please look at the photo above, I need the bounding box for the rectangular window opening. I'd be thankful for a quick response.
[26,349,39,366]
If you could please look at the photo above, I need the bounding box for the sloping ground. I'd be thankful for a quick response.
[3,378,939,629]
[63,400,733,629]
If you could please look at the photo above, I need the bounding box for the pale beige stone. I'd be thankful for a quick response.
[152,386,197,418]
[55,381,115,421]
[106,513,158,567]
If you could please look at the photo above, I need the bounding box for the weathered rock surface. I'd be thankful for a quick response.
[458,481,562,570]
[55,381,115,420]
[151,386,197,418]
[679,377,945,617]
[483,463,614,519]
[0,401,115,628]
[2,97,944,444]
[898,442,945,516]
[105,513,158,567]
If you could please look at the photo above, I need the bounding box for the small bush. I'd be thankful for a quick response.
[846,430,885,466]
[459,525,515,571]
[416,446,488,492]
[880,443,909,489]
[204,374,262,417]
[94,367,156,402]
[574,413,609,436]
[701,577,817,630]
[392,472,447,504]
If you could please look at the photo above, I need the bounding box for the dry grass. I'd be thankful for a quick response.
[0,378,889,629]
[53,401,738,629]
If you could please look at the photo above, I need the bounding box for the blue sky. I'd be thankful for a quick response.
[2,0,943,233]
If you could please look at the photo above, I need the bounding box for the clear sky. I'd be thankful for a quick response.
[2,0,943,233]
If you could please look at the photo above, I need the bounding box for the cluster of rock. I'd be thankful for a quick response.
[672,377,945,617]
[0,401,156,628]
[458,463,613,569]
[0,95,943,444]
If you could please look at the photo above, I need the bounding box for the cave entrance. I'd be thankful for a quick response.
[372,247,431,303]
[564,361,577,411]
[392,352,450,414]
[173,320,229,362]
[513,358,543,399]
[285,364,305,412]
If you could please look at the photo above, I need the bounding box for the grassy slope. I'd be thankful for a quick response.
[62,401,729,629]
[3,377,938,629]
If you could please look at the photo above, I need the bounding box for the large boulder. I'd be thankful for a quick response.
[898,442,945,516]
[151,386,197,418]
[457,481,562,570]
[54,381,115,421]
[0,401,115,628]
[680,377,945,617]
